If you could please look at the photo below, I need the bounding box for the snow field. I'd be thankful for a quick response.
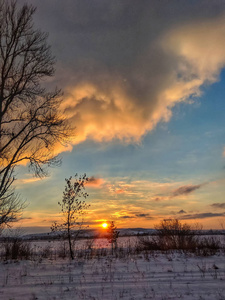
[1,249,225,300]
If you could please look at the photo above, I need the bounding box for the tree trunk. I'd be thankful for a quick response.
[68,227,74,260]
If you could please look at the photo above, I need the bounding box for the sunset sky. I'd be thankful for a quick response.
[16,0,225,233]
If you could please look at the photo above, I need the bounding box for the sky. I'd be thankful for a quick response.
[14,0,225,233]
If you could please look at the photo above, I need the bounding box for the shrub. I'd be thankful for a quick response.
[58,241,68,259]
[137,236,161,251]
[138,219,222,256]
[195,236,221,256]
[138,219,199,252]
[154,219,197,251]
[2,237,33,260]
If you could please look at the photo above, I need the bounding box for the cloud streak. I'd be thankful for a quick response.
[211,203,225,209]
[119,212,153,220]
[171,184,203,197]
[16,177,43,186]
[180,212,225,220]
[152,183,205,202]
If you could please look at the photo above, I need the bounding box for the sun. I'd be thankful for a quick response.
[101,222,108,229]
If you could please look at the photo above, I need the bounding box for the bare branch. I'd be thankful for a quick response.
[0,0,73,228]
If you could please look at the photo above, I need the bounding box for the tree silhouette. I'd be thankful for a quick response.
[107,221,119,254]
[0,0,71,227]
[51,174,90,260]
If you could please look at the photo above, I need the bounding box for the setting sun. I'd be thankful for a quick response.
[101,222,108,229]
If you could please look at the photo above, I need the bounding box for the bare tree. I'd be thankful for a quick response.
[51,174,90,260]
[0,0,71,227]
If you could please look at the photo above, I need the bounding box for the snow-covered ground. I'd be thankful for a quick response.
[0,237,225,300]
[22,234,225,252]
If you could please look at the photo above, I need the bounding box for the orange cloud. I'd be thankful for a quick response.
[115,189,125,194]
[86,176,104,188]
[56,14,225,147]
[16,176,44,186]
[61,82,154,144]
[107,181,136,196]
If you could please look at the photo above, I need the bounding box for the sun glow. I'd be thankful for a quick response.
[101,222,108,229]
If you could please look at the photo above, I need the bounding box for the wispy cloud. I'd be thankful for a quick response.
[120,215,134,219]
[104,178,206,204]
[135,213,153,220]
[119,212,153,220]
[211,203,225,209]
[152,183,205,202]
[171,184,203,197]
[17,177,43,185]
[180,212,225,220]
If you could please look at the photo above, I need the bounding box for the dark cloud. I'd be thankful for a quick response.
[120,213,153,219]
[177,210,186,214]
[152,184,204,202]
[211,203,225,209]
[172,184,203,197]
[136,213,150,218]
[135,213,153,220]
[20,0,225,145]
[180,212,225,220]
[88,176,97,183]
[120,216,134,219]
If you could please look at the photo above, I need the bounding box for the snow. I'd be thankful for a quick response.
[0,237,225,299]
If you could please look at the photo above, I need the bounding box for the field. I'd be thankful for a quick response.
[0,236,225,300]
